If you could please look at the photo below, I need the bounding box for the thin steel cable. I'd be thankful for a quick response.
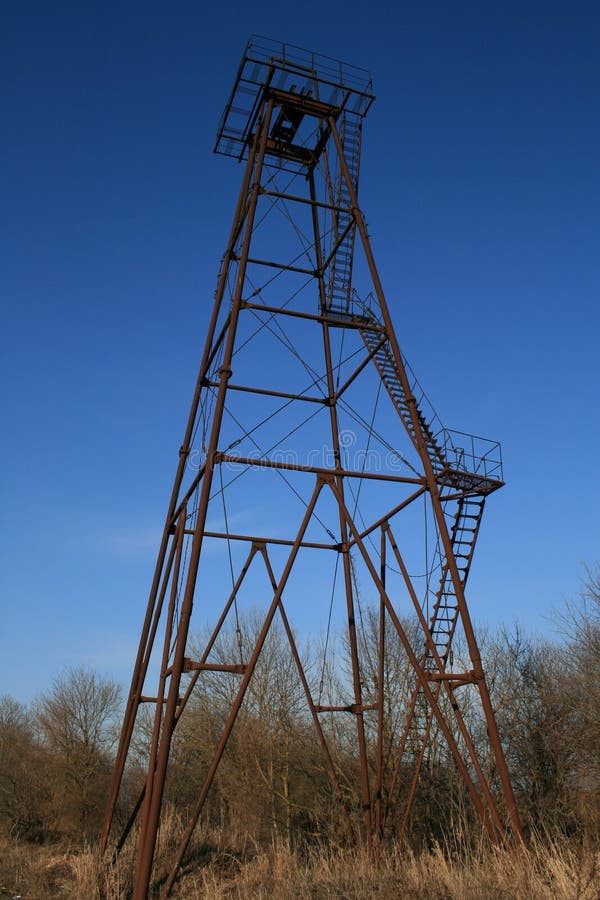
[190,320,226,453]
[349,551,371,686]
[217,306,430,577]
[335,326,346,392]
[424,493,429,620]
[333,378,381,680]
[223,374,326,452]
[220,383,326,458]
[343,456,442,583]
[350,376,382,521]
[276,197,315,265]
[427,503,444,611]
[216,401,336,541]
[246,303,328,397]
[337,397,419,477]
[211,326,437,582]
[245,292,371,403]
[232,274,317,363]
[319,552,340,705]
[219,464,244,663]
[342,378,387,573]
[250,129,321,236]
[169,524,192,664]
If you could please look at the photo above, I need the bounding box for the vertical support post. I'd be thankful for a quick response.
[160,477,326,898]
[133,96,276,900]
[329,115,523,846]
[374,525,386,845]
[100,94,264,854]
[102,56,524,897]
[327,479,496,836]
[384,524,503,840]
[259,545,356,843]
[309,167,373,846]
[140,506,187,831]
[111,544,263,858]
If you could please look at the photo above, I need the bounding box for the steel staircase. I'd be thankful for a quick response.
[424,496,485,668]
[354,305,502,494]
[327,112,362,314]
[355,304,497,803]
[360,324,448,473]
[391,496,486,818]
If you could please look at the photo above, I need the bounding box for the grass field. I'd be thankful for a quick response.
[2,827,598,899]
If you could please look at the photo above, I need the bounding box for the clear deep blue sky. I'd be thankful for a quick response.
[1,2,599,701]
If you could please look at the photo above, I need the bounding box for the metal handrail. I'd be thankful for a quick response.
[215,36,375,160]
[353,292,503,482]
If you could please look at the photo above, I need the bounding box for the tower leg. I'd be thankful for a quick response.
[131,98,276,898]
[101,53,524,896]
[329,115,524,847]
[100,91,265,856]
[310,169,373,845]
[160,478,326,898]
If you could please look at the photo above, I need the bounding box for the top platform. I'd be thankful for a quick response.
[215,35,375,161]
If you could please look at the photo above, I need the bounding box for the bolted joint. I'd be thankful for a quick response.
[317,473,335,486]
[252,540,267,551]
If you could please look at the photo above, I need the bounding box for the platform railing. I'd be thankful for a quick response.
[435,429,503,481]
[215,36,375,160]
[246,35,374,98]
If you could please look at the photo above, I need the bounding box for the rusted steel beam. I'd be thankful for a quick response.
[241,299,380,331]
[327,478,499,841]
[185,528,336,550]
[310,166,373,847]
[205,379,326,404]
[348,487,427,547]
[374,526,386,847]
[161,477,327,898]
[260,187,345,213]
[246,255,316,276]
[383,523,506,841]
[330,113,523,847]
[218,452,424,485]
[267,85,342,119]
[104,44,522,893]
[133,96,277,900]
[334,335,388,400]
[259,544,356,843]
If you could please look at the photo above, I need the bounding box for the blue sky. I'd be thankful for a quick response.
[1,1,599,701]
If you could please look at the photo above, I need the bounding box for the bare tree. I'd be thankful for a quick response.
[35,667,122,838]
[554,565,600,835]
[164,611,324,846]
[0,695,54,840]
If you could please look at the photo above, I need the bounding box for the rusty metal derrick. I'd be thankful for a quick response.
[100,36,524,898]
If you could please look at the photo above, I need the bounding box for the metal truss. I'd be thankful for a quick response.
[100,36,524,898]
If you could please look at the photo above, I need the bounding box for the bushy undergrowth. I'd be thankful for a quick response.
[1,826,598,899]
[1,569,598,897]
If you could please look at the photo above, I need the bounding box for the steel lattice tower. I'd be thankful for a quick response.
[101,37,523,898]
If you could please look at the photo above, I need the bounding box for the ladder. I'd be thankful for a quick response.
[327,112,362,314]
[358,307,500,494]
[360,322,448,472]
[425,496,485,669]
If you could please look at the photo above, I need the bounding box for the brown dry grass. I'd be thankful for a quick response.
[1,826,598,899]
